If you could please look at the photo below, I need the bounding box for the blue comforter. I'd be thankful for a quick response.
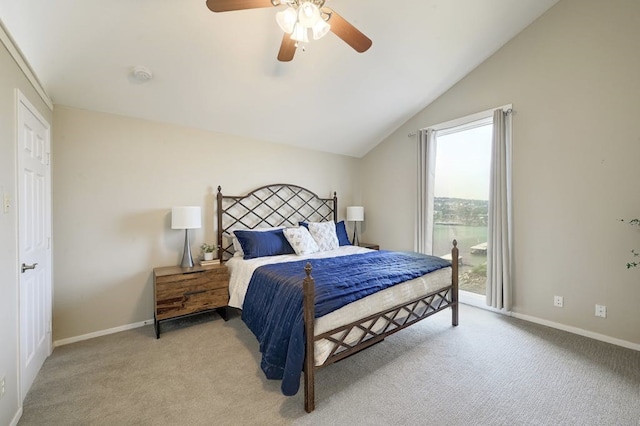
[241,250,451,396]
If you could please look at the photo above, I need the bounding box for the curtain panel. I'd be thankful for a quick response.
[486,109,513,310]
[416,129,436,255]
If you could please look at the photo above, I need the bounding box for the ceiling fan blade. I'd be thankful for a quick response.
[206,0,275,13]
[277,32,297,62]
[325,8,372,53]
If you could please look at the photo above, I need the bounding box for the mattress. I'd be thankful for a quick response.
[226,246,452,366]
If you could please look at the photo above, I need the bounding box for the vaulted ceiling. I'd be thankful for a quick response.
[0,0,558,157]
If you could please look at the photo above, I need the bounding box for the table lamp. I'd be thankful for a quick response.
[346,206,364,246]
[172,206,202,268]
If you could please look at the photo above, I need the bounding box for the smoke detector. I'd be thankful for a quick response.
[131,66,153,82]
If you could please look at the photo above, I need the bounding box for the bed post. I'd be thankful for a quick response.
[451,239,459,326]
[332,191,337,223]
[217,186,223,262]
[303,262,315,413]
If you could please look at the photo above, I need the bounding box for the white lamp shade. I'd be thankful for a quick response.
[346,206,364,222]
[298,2,320,27]
[312,18,330,40]
[291,22,309,42]
[171,206,202,229]
[276,7,297,34]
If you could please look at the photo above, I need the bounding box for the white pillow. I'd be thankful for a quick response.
[283,227,319,255]
[308,221,339,252]
[228,226,284,257]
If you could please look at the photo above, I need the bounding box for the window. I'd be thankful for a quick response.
[418,105,512,308]
[433,118,492,295]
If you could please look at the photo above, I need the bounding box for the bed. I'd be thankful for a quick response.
[216,184,459,412]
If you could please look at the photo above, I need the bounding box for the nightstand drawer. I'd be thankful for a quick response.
[155,268,228,291]
[156,288,228,320]
[358,243,379,250]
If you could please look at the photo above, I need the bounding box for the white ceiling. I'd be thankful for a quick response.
[0,0,558,157]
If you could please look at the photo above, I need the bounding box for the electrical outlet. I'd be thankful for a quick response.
[595,304,607,318]
[0,375,5,400]
[553,296,563,308]
[2,192,10,213]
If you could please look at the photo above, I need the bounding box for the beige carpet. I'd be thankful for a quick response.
[19,304,640,426]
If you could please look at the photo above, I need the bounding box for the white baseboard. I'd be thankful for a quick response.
[509,312,640,352]
[10,407,23,426]
[459,291,640,352]
[53,319,154,347]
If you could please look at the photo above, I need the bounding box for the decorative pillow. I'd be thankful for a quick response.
[228,226,284,257]
[308,221,339,251]
[300,220,351,246]
[335,220,351,246]
[233,228,294,259]
[283,227,319,255]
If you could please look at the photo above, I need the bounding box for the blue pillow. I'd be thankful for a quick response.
[299,220,352,246]
[335,221,352,246]
[233,229,295,259]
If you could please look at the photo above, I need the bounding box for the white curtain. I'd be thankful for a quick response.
[416,128,436,255]
[486,109,513,310]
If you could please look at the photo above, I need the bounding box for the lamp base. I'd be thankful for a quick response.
[352,222,360,246]
[181,229,194,268]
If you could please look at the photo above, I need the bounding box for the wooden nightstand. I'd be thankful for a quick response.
[153,263,229,338]
[358,242,380,250]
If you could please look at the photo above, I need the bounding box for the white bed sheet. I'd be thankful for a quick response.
[226,245,371,309]
[225,246,452,365]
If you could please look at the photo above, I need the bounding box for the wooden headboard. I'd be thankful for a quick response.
[216,184,337,261]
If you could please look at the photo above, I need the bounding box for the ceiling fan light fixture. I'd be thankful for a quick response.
[311,18,330,40]
[291,22,309,43]
[298,2,320,28]
[276,7,297,33]
[205,0,371,61]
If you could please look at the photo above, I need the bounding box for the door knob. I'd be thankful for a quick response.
[21,263,38,273]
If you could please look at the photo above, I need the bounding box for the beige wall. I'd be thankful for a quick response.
[52,106,360,341]
[0,41,52,425]
[361,0,640,345]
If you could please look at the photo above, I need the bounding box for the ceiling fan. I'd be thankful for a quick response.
[205,0,373,62]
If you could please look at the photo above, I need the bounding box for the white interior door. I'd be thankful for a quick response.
[17,91,52,401]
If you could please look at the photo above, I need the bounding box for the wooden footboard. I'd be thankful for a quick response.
[302,240,459,413]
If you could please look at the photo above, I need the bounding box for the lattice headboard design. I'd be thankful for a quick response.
[217,184,337,261]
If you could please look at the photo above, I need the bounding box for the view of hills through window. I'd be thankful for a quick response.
[433,123,491,295]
